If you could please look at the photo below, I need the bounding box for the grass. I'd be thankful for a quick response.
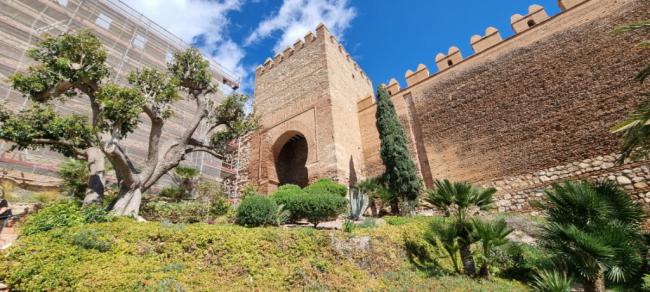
[0,216,529,291]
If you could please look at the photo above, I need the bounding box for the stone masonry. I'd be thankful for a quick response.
[250,0,650,212]
[249,24,373,193]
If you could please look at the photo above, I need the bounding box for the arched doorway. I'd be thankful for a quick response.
[275,134,309,187]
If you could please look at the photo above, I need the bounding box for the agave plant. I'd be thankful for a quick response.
[530,269,575,292]
[471,218,513,279]
[540,181,645,292]
[425,179,496,277]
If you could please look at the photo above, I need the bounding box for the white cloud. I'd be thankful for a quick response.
[245,0,356,52]
[121,0,246,87]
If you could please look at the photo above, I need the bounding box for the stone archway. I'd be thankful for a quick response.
[274,133,309,187]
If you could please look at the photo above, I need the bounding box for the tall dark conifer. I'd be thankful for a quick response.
[374,85,421,214]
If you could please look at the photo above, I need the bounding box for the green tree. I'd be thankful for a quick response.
[0,31,257,216]
[540,181,645,292]
[425,179,496,277]
[374,85,421,214]
[611,20,650,162]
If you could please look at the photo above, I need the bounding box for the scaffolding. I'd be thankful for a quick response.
[0,0,238,184]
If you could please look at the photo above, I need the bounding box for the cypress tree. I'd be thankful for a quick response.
[374,85,422,214]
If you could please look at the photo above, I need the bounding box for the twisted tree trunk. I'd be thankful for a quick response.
[110,185,143,217]
[82,147,106,206]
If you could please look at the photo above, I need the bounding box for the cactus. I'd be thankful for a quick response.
[349,188,369,220]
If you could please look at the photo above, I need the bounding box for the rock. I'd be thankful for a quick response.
[617,176,632,185]
[540,175,551,182]
[623,169,633,174]
[634,182,648,189]
[579,163,590,169]
[601,162,615,169]
[633,177,645,182]
[591,160,603,167]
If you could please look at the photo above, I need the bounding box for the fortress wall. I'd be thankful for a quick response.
[323,27,374,185]
[251,26,334,191]
[386,0,650,210]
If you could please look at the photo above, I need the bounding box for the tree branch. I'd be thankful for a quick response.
[30,138,86,157]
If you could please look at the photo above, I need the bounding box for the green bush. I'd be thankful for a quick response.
[210,196,231,217]
[141,201,210,223]
[58,159,88,200]
[22,202,111,235]
[236,195,279,227]
[69,228,112,252]
[303,178,347,197]
[292,192,346,227]
[271,183,346,227]
[159,186,185,201]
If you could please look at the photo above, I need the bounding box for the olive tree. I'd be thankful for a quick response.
[0,31,257,216]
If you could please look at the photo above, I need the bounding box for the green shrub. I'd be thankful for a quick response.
[304,178,347,197]
[22,202,111,235]
[358,218,377,229]
[141,201,209,223]
[69,228,112,252]
[385,216,410,226]
[296,193,346,227]
[58,159,88,200]
[271,183,346,227]
[236,195,279,227]
[210,196,230,217]
[495,242,550,281]
[159,186,185,201]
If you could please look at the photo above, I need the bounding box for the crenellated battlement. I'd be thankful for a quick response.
[385,0,590,94]
[255,23,371,85]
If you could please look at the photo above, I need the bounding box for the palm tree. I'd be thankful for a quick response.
[541,181,645,292]
[471,218,513,278]
[425,179,496,276]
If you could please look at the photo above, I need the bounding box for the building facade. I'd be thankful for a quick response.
[0,0,239,188]
[249,0,650,211]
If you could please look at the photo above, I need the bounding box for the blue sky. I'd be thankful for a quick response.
[122,0,561,95]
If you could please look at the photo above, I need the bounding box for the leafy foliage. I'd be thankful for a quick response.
[22,201,111,235]
[471,218,513,278]
[424,179,497,277]
[236,195,280,227]
[530,269,575,292]
[141,201,211,223]
[59,159,89,200]
[0,216,528,291]
[374,86,422,213]
[270,183,346,227]
[303,178,347,197]
[540,181,646,289]
[0,104,93,157]
[69,228,112,252]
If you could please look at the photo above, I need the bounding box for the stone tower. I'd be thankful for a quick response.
[248,24,374,193]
